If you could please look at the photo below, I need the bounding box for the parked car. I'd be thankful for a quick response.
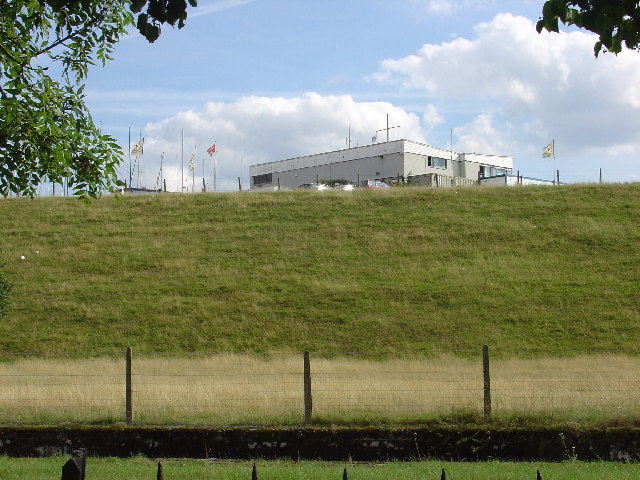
[297,183,329,191]
[359,179,390,188]
[333,184,355,191]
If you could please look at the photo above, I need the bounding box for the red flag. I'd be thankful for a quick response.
[207,143,216,156]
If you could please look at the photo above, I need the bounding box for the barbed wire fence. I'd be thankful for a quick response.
[0,347,639,425]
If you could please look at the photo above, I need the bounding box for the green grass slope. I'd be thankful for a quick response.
[0,184,638,356]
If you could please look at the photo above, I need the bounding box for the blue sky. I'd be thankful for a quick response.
[84,0,640,191]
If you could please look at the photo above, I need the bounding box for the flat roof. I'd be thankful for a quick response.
[250,139,512,175]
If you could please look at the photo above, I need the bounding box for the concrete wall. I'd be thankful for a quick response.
[479,175,556,187]
[409,173,476,188]
[403,152,454,178]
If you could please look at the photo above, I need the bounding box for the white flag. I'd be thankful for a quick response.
[543,141,554,158]
[188,150,195,171]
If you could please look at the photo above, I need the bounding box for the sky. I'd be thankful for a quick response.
[83,0,640,192]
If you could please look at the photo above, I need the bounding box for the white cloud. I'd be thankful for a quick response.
[423,104,443,131]
[189,0,256,18]
[425,0,454,14]
[374,13,640,161]
[421,0,490,15]
[454,114,513,154]
[127,93,426,192]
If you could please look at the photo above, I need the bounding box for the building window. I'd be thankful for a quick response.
[480,166,510,178]
[431,157,447,168]
[252,173,272,185]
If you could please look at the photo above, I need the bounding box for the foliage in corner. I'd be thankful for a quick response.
[537,0,640,56]
[0,0,197,199]
[0,266,11,319]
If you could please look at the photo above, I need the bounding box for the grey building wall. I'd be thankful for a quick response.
[250,140,512,189]
[404,152,454,178]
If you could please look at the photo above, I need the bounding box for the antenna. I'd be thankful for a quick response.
[375,113,400,143]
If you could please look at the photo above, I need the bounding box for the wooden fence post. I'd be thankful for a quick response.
[303,351,312,423]
[126,346,133,424]
[157,462,163,480]
[482,344,491,419]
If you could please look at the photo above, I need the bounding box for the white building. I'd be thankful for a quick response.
[250,139,513,190]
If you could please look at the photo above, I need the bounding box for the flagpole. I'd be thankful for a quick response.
[138,130,142,188]
[192,146,196,193]
[553,139,556,185]
[128,127,132,189]
[181,128,184,193]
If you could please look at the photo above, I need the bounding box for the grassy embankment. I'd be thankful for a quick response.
[1,184,638,355]
[0,184,638,426]
[2,457,640,480]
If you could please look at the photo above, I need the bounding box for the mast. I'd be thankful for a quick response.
[181,128,184,192]
[450,128,453,165]
[375,114,400,144]
[128,127,132,189]
[137,130,142,188]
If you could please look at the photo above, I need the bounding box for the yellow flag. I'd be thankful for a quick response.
[131,139,144,155]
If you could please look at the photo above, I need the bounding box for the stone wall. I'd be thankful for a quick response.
[1,426,639,461]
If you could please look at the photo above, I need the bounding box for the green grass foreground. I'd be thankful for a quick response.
[0,184,638,356]
[1,457,640,480]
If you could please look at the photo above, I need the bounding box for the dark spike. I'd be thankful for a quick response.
[441,468,446,480]
[252,462,258,480]
[343,467,348,480]
[157,462,163,480]
[537,469,542,480]
[61,457,85,480]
